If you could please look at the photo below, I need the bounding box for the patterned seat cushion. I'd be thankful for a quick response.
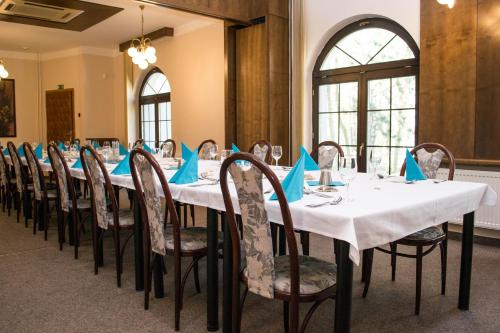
[243,255,337,295]
[403,226,445,242]
[68,198,92,210]
[164,226,212,252]
[107,209,135,227]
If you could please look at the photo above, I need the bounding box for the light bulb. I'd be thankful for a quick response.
[447,0,455,8]
[132,56,140,64]
[147,54,157,64]
[0,64,4,72]
[145,46,156,58]
[127,47,138,58]
[0,70,8,79]
[138,60,148,70]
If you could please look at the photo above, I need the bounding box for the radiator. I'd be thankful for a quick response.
[436,168,500,230]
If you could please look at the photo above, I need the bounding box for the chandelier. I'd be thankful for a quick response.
[0,60,8,80]
[437,0,455,8]
[127,5,157,70]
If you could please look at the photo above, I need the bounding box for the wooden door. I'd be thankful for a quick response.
[46,89,74,143]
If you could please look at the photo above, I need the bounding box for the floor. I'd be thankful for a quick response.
[1,204,500,333]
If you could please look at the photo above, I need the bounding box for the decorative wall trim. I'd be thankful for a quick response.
[40,46,120,61]
[0,50,38,61]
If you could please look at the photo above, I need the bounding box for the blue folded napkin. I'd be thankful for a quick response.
[170,148,199,185]
[72,158,82,169]
[270,153,305,203]
[405,149,427,181]
[3,148,9,155]
[58,143,67,151]
[17,145,25,157]
[231,143,240,153]
[111,154,130,175]
[119,143,129,156]
[35,144,43,159]
[43,157,50,164]
[181,143,193,161]
[92,141,101,149]
[143,143,153,153]
[307,180,344,186]
[301,145,320,171]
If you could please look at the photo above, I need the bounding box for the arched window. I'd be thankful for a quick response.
[139,68,171,148]
[313,18,419,174]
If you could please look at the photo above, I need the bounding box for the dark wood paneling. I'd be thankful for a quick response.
[419,0,477,159]
[0,0,122,32]
[119,27,174,52]
[45,89,74,143]
[475,0,500,159]
[236,23,269,151]
[151,0,251,23]
[224,22,238,148]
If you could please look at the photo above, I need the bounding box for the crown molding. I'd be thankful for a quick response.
[174,20,218,37]
[0,50,39,61]
[41,46,120,61]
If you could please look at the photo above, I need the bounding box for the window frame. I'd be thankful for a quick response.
[312,18,420,172]
[139,68,172,148]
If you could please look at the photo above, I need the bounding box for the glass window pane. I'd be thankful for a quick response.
[159,121,167,141]
[390,148,407,175]
[342,146,358,160]
[367,147,390,175]
[167,102,172,120]
[149,122,156,145]
[318,113,339,143]
[339,82,358,112]
[148,105,155,122]
[167,121,172,139]
[141,72,171,96]
[319,84,339,113]
[339,112,357,146]
[392,76,416,109]
[336,28,395,65]
[368,79,390,110]
[159,103,167,121]
[367,111,390,146]
[391,109,416,147]
[320,47,360,70]
[369,36,415,64]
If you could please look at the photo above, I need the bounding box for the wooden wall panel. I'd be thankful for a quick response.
[153,0,250,22]
[475,0,500,159]
[419,0,477,159]
[236,23,269,151]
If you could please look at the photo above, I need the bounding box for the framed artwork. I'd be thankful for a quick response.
[0,79,16,137]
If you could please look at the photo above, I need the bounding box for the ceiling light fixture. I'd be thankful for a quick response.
[127,5,157,70]
[437,0,455,9]
[0,60,9,80]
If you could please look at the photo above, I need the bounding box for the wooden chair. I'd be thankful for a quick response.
[310,141,344,168]
[0,149,14,215]
[160,139,176,158]
[248,140,272,164]
[198,139,216,160]
[220,152,337,333]
[24,143,58,239]
[130,148,219,331]
[47,143,92,257]
[80,145,135,287]
[7,141,32,226]
[362,142,455,315]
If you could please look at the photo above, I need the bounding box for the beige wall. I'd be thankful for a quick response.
[130,21,225,153]
[0,54,41,146]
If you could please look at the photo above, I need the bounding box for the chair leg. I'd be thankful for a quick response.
[183,204,187,228]
[32,199,38,235]
[190,204,195,226]
[144,252,151,310]
[115,231,122,287]
[415,245,423,315]
[193,258,201,293]
[283,301,290,333]
[439,242,447,295]
[16,192,21,223]
[300,231,310,256]
[390,243,397,281]
[362,248,374,298]
[74,211,80,260]
[174,254,181,331]
[43,199,49,241]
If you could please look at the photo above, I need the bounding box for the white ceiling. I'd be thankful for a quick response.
[0,0,218,54]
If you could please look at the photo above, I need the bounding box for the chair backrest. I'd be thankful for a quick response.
[47,143,76,212]
[133,139,145,149]
[400,143,455,180]
[310,141,344,169]
[7,142,23,193]
[197,139,216,160]
[160,139,176,158]
[248,140,272,164]
[0,149,8,187]
[24,143,46,201]
[220,152,300,302]
[130,148,180,256]
[80,145,118,230]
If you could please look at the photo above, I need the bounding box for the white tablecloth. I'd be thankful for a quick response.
[7,156,497,265]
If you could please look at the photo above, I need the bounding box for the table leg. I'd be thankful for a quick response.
[207,208,219,331]
[222,213,233,332]
[335,240,353,333]
[459,212,475,310]
[133,192,144,291]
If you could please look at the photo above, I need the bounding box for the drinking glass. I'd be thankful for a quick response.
[339,156,358,202]
[102,141,111,162]
[271,145,283,166]
[220,149,232,164]
[369,151,382,179]
[64,141,70,152]
[209,144,218,160]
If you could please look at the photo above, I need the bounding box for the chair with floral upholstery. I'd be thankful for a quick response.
[160,139,176,158]
[220,152,337,333]
[48,143,92,257]
[130,147,219,331]
[362,142,455,315]
[198,139,216,161]
[24,143,58,239]
[80,145,135,287]
[248,140,272,164]
[0,148,14,215]
[7,141,33,226]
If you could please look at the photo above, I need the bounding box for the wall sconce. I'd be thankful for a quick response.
[437,0,455,9]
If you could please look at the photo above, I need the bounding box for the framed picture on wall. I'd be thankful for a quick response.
[0,79,16,137]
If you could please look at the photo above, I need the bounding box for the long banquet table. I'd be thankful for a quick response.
[7,155,497,332]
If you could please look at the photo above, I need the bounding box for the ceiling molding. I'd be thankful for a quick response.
[0,49,39,60]
[174,20,217,37]
[41,46,120,61]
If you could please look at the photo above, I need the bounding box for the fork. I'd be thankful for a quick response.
[305,197,343,208]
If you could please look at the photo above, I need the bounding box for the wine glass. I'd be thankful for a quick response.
[209,144,218,161]
[271,145,282,166]
[102,141,111,162]
[64,141,70,152]
[369,150,382,179]
[339,156,357,202]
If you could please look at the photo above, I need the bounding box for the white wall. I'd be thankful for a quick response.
[300,0,420,149]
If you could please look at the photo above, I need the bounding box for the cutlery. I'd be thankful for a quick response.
[433,179,447,184]
[304,188,335,198]
[305,197,343,208]
[187,180,219,187]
